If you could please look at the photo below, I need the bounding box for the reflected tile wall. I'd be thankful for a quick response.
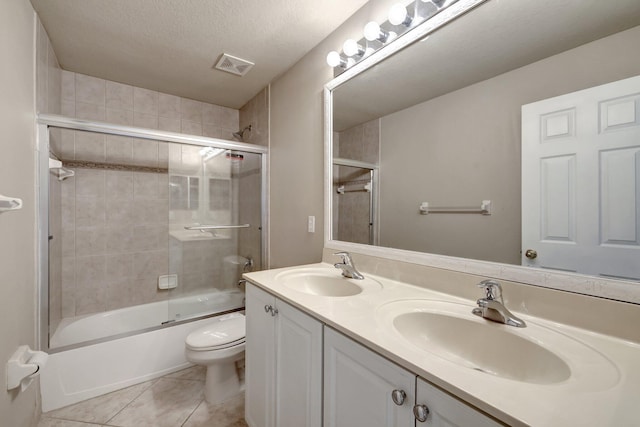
[335,119,380,244]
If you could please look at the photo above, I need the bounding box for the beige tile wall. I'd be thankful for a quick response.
[238,88,269,269]
[334,119,380,244]
[237,153,264,272]
[239,87,269,146]
[50,71,250,318]
[60,71,239,138]
[60,166,170,316]
[41,44,269,322]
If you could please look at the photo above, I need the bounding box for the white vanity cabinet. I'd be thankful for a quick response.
[415,377,504,426]
[323,327,416,427]
[245,283,323,427]
[324,327,504,427]
[246,282,504,427]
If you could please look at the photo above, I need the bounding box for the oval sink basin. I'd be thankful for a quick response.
[377,300,619,387]
[394,311,569,384]
[276,267,382,297]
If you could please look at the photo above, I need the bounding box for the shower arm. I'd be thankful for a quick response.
[184,224,250,231]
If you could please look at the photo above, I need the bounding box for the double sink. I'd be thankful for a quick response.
[275,266,619,388]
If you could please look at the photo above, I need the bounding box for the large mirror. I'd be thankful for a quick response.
[327,0,640,301]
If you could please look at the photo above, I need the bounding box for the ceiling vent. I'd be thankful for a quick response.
[215,53,254,76]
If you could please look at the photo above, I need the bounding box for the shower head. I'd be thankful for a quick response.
[232,125,252,141]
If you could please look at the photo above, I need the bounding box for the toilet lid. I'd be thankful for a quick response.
[186,313,245,350]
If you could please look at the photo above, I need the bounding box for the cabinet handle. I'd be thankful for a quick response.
[413,404,430,423]
[264,305,279,316]
[391,389,406,406]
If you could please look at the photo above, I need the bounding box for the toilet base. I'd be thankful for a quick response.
[203,358,245,405]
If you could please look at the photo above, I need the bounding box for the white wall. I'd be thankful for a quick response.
[0,0,39,425]
[269,0,398,267]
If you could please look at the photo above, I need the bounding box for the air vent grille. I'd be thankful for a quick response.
[215,53,254,76]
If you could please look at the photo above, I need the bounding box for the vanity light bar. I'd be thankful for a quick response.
[326,0,460,71]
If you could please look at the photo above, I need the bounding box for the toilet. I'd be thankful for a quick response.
[185,312,246,404]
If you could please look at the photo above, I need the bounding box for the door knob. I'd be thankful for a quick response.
[525,249,537,259]
[413,404,430,422]
[391,389,406,405]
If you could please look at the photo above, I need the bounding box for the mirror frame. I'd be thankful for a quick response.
[323,0,640,304]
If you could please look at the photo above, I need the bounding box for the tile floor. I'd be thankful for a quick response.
[38,366,248,427]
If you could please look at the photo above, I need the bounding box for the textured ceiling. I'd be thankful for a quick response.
[30,0,369,109]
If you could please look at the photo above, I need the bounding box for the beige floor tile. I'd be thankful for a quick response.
[107,378,204,427]
[164,365,206,382]
[38,418,102,427]
[183,393,247,427]
[44,381,154,424]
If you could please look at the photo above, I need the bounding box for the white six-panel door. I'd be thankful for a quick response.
[522,75,640,280]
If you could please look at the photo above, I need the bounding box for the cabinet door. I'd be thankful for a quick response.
[245,283,276,427]
[415,377,504,426]
[324,328,415,427]
[275,299,323,427]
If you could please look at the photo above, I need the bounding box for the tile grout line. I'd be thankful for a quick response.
[102,376,204,426]
[180,397,206,427]
[103,378,159,426]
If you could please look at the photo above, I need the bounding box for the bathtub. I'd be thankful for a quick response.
[50,289,244,348]
[41,289,244,411]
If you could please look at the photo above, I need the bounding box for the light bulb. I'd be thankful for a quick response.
[343,39,364,57]
[326,51,343,68]
[363,22,382,42]
[388,3,411,26]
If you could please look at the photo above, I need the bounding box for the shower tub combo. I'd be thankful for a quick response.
[37,116,267,411]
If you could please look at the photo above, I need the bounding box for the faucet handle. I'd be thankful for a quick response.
[477,280,503,302]
[333,251,353,265]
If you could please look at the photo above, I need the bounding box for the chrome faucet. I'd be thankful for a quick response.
[472,280,526,328]
[333,252,365,280]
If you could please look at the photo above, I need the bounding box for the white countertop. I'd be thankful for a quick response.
[244,263,640,427]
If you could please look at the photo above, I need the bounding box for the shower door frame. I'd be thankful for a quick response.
[36,114,269,352]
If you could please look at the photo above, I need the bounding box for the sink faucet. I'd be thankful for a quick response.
[333,252,365,280]
[472,280,526,328]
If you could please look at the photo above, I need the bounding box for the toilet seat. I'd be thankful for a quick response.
[186,313,245,352]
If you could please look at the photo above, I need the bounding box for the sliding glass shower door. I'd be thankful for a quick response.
[167,143,262,321]
[42,116,265,350]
